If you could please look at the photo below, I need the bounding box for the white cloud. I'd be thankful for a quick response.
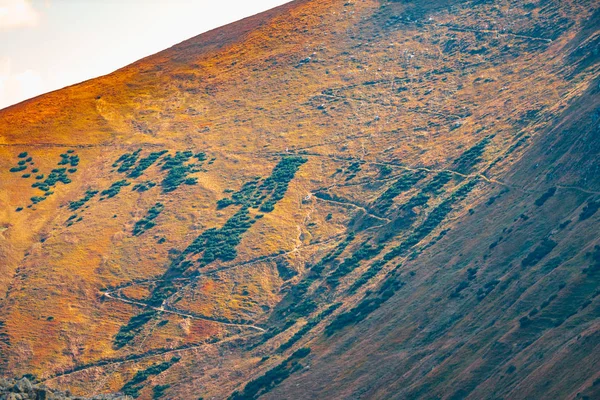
[0,0,40,30]
[0,57,45,109]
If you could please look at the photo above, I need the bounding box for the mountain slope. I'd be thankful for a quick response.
[0,0,598,399]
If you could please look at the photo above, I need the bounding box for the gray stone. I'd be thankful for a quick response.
[13,379,33,394]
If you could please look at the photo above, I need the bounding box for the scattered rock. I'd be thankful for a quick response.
[0,377,130,400]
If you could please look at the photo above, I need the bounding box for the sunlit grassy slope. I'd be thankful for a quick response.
[0,0,599,399]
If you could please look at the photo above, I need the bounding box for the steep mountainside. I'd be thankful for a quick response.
[0,0,599,399]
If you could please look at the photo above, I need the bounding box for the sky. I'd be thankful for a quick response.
[0,0,290,110]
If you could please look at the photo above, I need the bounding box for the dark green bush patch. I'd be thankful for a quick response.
[31,196,46,204]
[579,200,600,221]
[58,153,70,165]
[258,157,308,212]
[582,245,600,276]
[161,151,203,193]
[128,150,168,178]
[229,348,310,400]
[534,187,557,207]
[452,135,493,174]
[133,203,164,236]
[348,259,389,293]
[382,179,479,262]
[371,170,428,214]
[153,384,171,399]
[18,152,28,158]
[179,207,255,266]
[521,238,557,268]
[327,242,385,287]
[69,155,79,167]
[326,275,403,335]
[9,165,27,173]
[27,163,75,205]
[101,180,130,199]
[216,157,307,213]
[276,234,355,320]
[133,181,157,192]
[121,357,180,398]
[124,156,306,337]
[113,310,156,348]
[113,149,142,173]
[422,171,453,194]
[379,165,393,176]
[69,190,99,211]
[276,304,340,354]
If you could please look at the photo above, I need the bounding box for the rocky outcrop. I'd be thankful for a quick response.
[0,378,129,400]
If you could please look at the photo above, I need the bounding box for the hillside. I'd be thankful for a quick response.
[0,0,599,399]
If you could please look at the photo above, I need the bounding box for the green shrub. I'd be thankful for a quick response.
[348,259,388,293]
[258,157,307,212]
[153,384,171,399]
[69,155,79,167]
[521,238,557,268]
[101,180,130,198]
[452,135,493,174]
[579,200,600,221]
[58,154,70,165]
[534,187,556,207]
[31,196,46,204]
[161,151,201,193]
[128,150,168,178]
[113,149,141,173]
[326,276,402,336]
[379,165,393,176]
[18,152,28,158]
[126,157,306,336]
[383,180,478,262]
[422,171,453,194]
[114,310,156,348]
[10,165,27,173]
[69,190,98,211]
[230,349,310,400]
[121,357,180,397]
[133,203,164,236]
[132,181,157,192]
[372,170,428,214]
[449,280,469,298]
[31,166,72,203]
[327,242,384,287]
[276,304,340,353]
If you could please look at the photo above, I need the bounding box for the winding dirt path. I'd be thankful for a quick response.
[102,291,266,332]
[41,332,262,383]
